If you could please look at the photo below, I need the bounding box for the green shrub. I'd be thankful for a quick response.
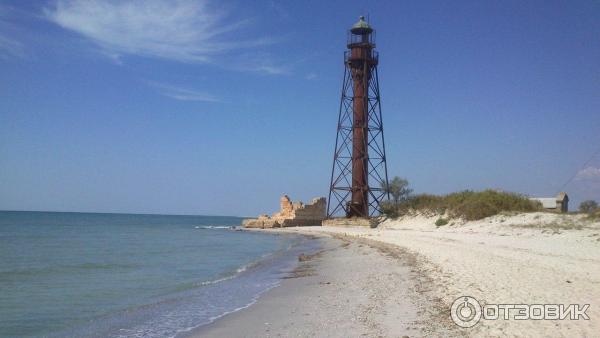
[579,200,598,214]
[587,210,600,221]
[380,189,541,221]
[380,201,399,218]
[382,177,412,204]
[435,218,449,226]
[452,199,499,220]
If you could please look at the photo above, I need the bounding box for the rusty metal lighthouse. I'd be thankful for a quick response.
[327,16,389,218]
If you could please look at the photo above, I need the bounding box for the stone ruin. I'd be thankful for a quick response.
[242,195,326,228]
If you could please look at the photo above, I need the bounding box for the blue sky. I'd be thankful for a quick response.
[1,0,599,216]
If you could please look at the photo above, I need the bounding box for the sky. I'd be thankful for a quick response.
[1,0,599,216]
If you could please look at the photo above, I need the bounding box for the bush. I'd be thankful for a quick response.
[382,177,413,204]
[380,201,399,218]
[588,210,600,221]
[380,189,541,221]
[579,200,598,214]
[435,218,449,227]
[452,199,499,221]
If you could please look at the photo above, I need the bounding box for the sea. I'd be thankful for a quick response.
[0,211,320,337]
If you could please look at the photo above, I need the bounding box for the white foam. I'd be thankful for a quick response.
[194,225,231,230]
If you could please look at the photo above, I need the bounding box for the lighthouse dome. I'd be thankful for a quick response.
[350,16,373,34]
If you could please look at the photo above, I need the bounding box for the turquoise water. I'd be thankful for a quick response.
[0,211,318,337]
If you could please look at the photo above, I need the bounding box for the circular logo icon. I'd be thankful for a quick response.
[450,296,482,328]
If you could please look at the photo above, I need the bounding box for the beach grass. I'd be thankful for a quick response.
[586,210,600,221]
[512,221,586,233]
[382,189,542,221]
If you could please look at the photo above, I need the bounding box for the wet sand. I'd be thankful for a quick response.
[189,235,456,337]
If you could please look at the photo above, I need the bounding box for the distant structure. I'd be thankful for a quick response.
[530,192,569,213]
[327,16,389,218]
[243,195,326,228]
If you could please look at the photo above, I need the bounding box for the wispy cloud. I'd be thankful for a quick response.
[44,0,274,64]
[0,33,24,58]
[225,52,291,75]
[305,72,317,80]
[147,82,219,102]
[268,1,291,21]
[0,5,24,58]
[243,62,290,76]
[575,166,600,181]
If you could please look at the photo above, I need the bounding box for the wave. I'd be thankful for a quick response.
[51,233,321,338]
[197,234,313,288]
[197,259,260,287]
[194,225,232,230]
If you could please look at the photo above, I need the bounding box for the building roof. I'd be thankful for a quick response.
[556,192,568,201]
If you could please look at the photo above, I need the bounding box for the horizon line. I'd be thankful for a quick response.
[0,209,249,219]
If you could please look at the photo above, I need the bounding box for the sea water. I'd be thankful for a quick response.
[0,211,319,337]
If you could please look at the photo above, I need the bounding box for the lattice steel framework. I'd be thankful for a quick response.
[327,18,389,218]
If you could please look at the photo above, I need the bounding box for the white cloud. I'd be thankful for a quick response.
[0,6,24,58]
[225,51,291,75]
[147,82,219,102]
[0,33,23,58]
[575,166,600,181]
[305,72,317,80]
[246,63,290,75]
[44,0,273,64]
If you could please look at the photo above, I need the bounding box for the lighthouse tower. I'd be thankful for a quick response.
[327,16,389,218]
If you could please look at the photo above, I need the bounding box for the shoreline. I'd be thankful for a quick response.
[189,231,458,337]
[190,212,599,337]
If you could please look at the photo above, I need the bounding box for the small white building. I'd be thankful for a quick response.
[529,192,569,213]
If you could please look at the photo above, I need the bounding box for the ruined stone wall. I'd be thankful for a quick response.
[243,195,326,229]
[278,195,294,218]
[293,197,326,220]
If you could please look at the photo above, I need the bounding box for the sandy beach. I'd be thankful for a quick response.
[192,212,600,337]
[191,235,457,337]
